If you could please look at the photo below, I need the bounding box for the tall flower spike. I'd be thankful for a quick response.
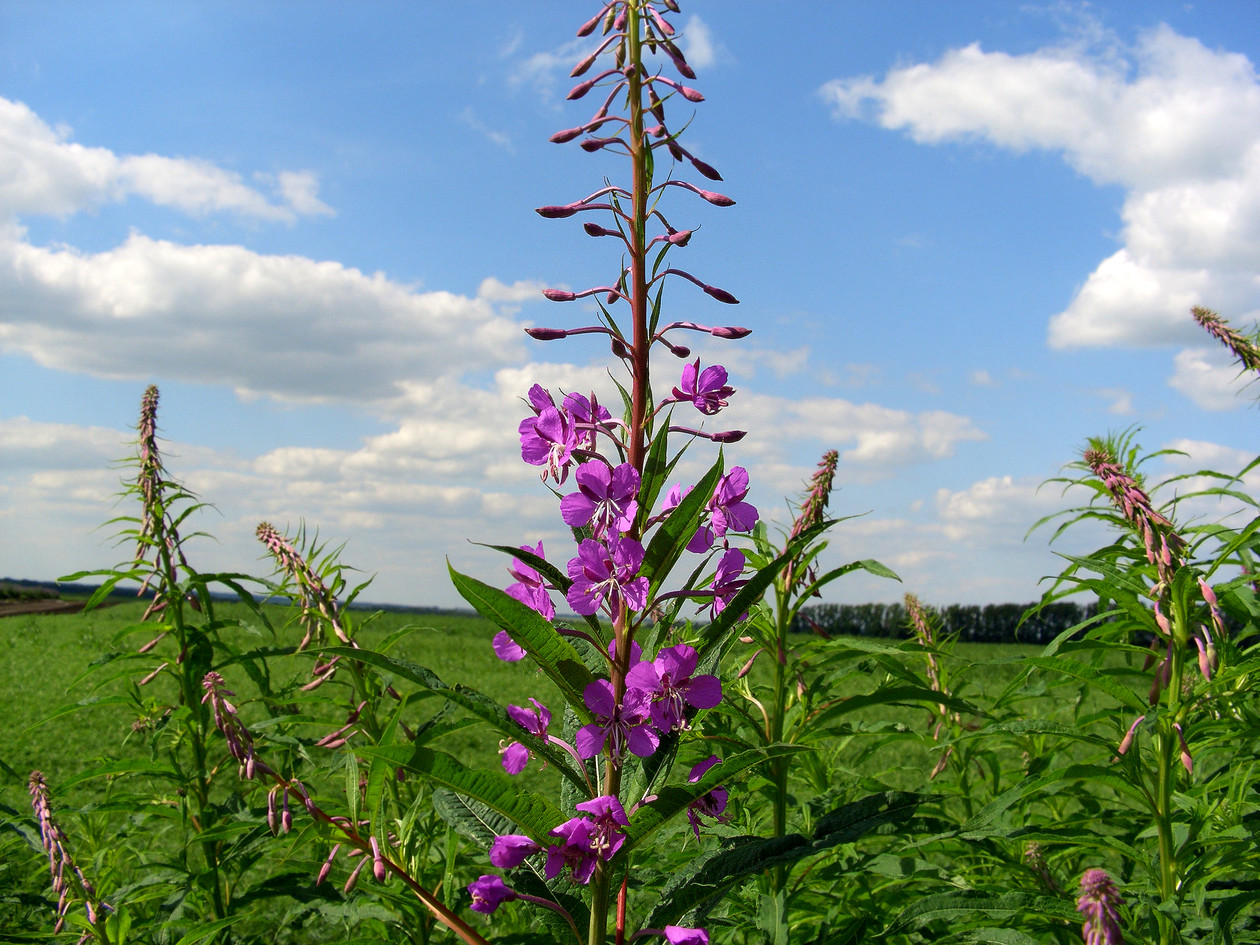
[1193,305,1260,374]
[30,771,108,934]
[1083,445,1185,591]
[1077,868,1124,945]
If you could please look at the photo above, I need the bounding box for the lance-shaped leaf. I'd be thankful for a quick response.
[448,565,596,712]
[885,890,1080,934]
[366,745,562,843]
[809,685,983,732]
[432,789,589,941]
[617,746,803,856]
[642,455,723,597]
[478,541,603,639]
[320,645,589,793]
[644,792,925,929]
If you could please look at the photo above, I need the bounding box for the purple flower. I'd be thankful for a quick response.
[545,817,599,884]
[576,679,659,760]
[574,795,630,859]
[505,542,555,620]
[685,755,729,838]
[1077,868,1124,945]
[566,537,649,616]
[501,698,552,774]
[468,874,517,914]
[673,360,735,415]
[561,462,640,538]
[564,391,613,452]
[666,928,710,945]
[708,548,748,619]
[489,834,541,869]
[520,406,577,485]
[626,644,722,732]
[492,631,527,662]
[708,467,758,542]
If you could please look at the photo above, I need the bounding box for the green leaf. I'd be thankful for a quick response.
[885,890,1078,933]
[448,565,596,711]
[367,745,562,843]
[57,758,182,790]
[321,645,589,793]
[1020,655,1148,712]
[810,686,982,731]
[172,916,244,945]
[621,746,803,855]
[643,792,923,929]
[642,455,724,597]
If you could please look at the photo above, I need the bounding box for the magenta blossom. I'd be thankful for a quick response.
[489,834,542,869]
[673,360,735,415]
[688,467,759,552]
[468,874,517,914]
[561,462,640,538]
[574,795,629,859]
[501,698,551,774]
[566,537,649,615]
[627,644,721,732]
[576,679,659,760]
[492,631,526,662]
[666,927,710,945]
[520,405,577,484]
[708,548,749,619]
[1077,868,1124,945]
[505,542,555,620]
[545,817,599,884]
[564,391,613,452]
[686,755,729,838]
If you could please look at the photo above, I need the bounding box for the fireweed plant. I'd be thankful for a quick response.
[11,5,1260,943]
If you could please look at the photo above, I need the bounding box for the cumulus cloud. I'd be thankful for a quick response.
[0,97,330,222]
[725,391,986,473]
[821,23,1260,407]
[1168,346,1258,409]
[0,231,533,404]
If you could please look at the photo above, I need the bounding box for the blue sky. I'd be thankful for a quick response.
[2,2,1258,610]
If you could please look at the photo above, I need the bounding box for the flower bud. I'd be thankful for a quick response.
[343,857,366,894]
[704,285,739,304]
[577,7,604,37]
[568,78,598,100]
[572,50,600,77]
[543,289,577,302]
[526,327,568,340]
[316,843,340,885]
[371,836,387,882]
[690,156,722,181]
[712,430,747,443]
[550,126,585,144]
[536,205,580,219]
[648,7,674,35]
[711,326,751,339]
[667,229,692,246]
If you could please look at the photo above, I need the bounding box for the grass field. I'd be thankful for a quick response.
[0,596,1076,818]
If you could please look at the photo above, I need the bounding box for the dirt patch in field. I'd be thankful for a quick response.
[0,599,89,618]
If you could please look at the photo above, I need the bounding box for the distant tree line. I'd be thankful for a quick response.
[792,600,1100,645]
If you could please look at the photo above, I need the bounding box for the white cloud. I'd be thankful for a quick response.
[1096,386,1134,414]
[0,97,330,222]
[1168,346,1258,409]
[725,392,987,473]
[680,16,719,70]
[458,107,515,153]
[821,23,1260,402]
[0,230,528,404]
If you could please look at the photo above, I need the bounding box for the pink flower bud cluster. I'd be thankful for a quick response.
[1193,305,1260,374]
[29,771,110,934]
[1084,446,1185,592]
